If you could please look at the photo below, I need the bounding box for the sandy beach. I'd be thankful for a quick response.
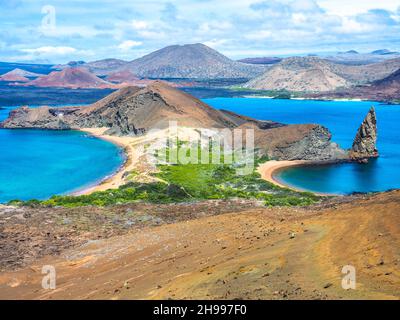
[76,128,139,194]
[257,160,312,191]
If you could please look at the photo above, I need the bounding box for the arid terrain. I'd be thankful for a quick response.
[0,191,399,299]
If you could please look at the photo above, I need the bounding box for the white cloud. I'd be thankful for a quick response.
[245,30,273,40]
[318,0,400,16]
[131,20,150,30]
[20,46,77,55]
[1,0,400,62]
[15,46,94,63]
[38,25,101,38]
[118,40,143,50]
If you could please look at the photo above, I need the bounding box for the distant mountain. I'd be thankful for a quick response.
[333,68,400,102]
[21,67,113,89]
[81,59,128,76]
[327,50,400,65]
[104,69,191,87]
[0,62,53,76]
[0,68,43,82]
[105,69,139,83]
[237,57,282,65]
[71,44,267,79]
[371,49,399,55]
[333,57,400,83]
[243,56,350,92]
[338,50,359,54]
[121,43,267,79]
[54,59,128,76]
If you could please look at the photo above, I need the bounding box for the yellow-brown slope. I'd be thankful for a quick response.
[0,191,399,300]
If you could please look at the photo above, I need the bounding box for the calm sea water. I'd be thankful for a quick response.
[0,106,123,203]
[204,98,400,195]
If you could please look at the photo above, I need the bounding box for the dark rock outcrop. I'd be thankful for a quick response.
[349,107,378,162]
[252,123,348,161]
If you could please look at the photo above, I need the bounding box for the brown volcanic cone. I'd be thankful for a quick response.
[22,67,114,89]
[80,81,275,134]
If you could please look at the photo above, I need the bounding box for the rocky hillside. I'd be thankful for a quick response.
[1,81,272,132]
[310,68,400,102]
[242,56,400,92]
[21,67,113,89]
[333,58,400,84]
[243,56,350,92]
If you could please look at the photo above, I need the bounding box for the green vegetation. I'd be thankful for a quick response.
[230,86,305,99]
[9,145,320,208]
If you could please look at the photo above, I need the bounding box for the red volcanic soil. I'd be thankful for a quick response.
[21,67,115,89]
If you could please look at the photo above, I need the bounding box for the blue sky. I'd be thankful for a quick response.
[1,0,400,63]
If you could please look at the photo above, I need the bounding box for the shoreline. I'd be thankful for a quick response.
[257,160,338,197]
[73,129,342,198]
[73,128,136,195]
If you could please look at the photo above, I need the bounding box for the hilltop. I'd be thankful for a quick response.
[312,68,400,102]
[20,67,113,89]
[58,44,267,79]
[242,56,400,92]
[243,56,350,92]
[124,43,267,79]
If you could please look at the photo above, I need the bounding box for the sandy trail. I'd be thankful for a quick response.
[0,191,398,300]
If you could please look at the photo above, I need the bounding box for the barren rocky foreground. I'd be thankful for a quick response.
[0,191,398,300]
